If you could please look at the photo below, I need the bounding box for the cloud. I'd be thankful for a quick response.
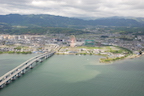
[31,0,66,7]
[0,0,144,19]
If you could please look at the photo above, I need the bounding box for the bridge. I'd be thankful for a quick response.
[0,51,55,89]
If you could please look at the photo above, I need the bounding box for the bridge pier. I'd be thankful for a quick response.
[29,65,33,69]
[11,76,17,81]
[6,80,11,85]
[16,73,21,77]
[45,55,49,59]
[36,60,39,62]
[21,69,26,74]
[0,84,4,89]
[39,59,43,63]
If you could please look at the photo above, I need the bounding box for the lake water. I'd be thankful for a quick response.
[0,54,144,96]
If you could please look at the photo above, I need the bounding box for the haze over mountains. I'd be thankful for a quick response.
[0,14,144,28]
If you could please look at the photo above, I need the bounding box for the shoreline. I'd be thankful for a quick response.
[0,51,32,54]
[126,54,143,59]
[56,52,132,64]
[99,54,143,64]
[0,52,143,65]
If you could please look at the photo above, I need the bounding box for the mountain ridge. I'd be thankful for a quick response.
[0,14,144,28]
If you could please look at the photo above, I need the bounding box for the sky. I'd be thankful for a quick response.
[0,0,144,19]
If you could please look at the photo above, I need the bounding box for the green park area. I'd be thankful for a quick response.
[57,46,133,63]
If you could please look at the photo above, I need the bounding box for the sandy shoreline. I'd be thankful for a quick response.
[98,53,143,64]
[126,54,143,59]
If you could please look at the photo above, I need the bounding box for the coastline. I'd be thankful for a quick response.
[126,54,143,59]
[0,51,32,54]
[1,45,141,64]
[0,51,142,64]
[99,54,143,64]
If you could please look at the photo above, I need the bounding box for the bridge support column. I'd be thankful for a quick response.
[11,76,17,81]
[29,65,33,69]
[16,73,21,77]
[21,69,26,74]
[6,80,11,85]
[39,59,43,63]
[0,84,4,89]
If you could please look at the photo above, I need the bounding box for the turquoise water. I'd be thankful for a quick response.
[0,54,144,96]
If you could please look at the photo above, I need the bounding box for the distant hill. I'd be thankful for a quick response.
[130,17,144,24]
[0,14,143,28]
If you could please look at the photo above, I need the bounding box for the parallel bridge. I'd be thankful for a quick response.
[0,51,55,89]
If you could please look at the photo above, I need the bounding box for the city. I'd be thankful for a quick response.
[0,32,143,53]
[0,32,143,63]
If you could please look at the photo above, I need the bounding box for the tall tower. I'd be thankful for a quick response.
[70,35,76,47]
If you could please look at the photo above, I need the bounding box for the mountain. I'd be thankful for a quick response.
[0,14,143,28]
[0,14,86,28]
[130,17,144,24]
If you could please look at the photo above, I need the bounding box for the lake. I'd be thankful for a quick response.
[0,54,144,96]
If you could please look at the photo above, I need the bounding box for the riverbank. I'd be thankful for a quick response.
[99,56,127,63]
[126,54,143,59]
[57,46,133,63]
[0,45,136,63]
[0,51,32,54]
[99,54,143,63]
